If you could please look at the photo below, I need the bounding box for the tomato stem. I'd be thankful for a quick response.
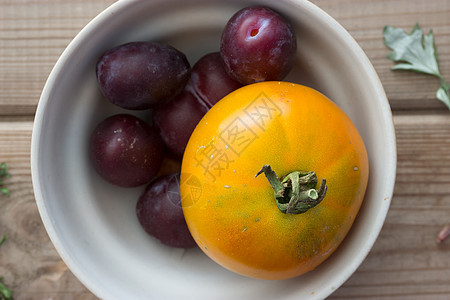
[255,165,327,214]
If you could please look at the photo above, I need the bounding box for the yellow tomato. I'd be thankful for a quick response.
[180,81,369,280]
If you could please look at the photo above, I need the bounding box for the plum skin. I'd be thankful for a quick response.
[89,114,164,187]
[153,90,208,158]
[153,52,241,158]
[220,6,297,84]
[136,173,197,248]
[96,41,191,110]
[188,52,242,108]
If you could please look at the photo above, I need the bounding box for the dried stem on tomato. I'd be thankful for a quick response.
[255,164,327,214]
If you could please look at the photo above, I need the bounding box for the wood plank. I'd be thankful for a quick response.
[0,0,116,116]
[1,0,450,115]
[0,121,97,299]
[313,0,450,111]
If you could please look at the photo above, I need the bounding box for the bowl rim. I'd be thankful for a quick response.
[31,0,397,299]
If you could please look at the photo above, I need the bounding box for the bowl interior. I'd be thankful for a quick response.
[31,0,396,299]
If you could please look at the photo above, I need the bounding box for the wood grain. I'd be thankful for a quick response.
[330,113,450,299]
[0,0,117,116]
[1,0,450,299]
[314,0,450,111]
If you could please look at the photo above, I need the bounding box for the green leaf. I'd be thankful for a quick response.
[383,24,440,76]
[0,163,10,197]
[0,280,12,300]
[0,163,9,177]
[0,236,12,300]
[436,86,450,108]
[0,188,9,197]
[384,24,450,110]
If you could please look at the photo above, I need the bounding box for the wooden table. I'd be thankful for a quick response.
[1,0,449,299]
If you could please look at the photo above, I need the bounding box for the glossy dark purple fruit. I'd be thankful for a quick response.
[96,41,191,110]
[188,52,242,108]
[136,173,196,248]
[89,114,164,187]
[153,52,242,158]
[220,6,297,84]
[153,90,208,158]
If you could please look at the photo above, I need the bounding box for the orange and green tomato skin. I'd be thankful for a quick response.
[181,81,369,280]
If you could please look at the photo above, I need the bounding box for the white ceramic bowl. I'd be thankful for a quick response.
[31,0,396,299]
